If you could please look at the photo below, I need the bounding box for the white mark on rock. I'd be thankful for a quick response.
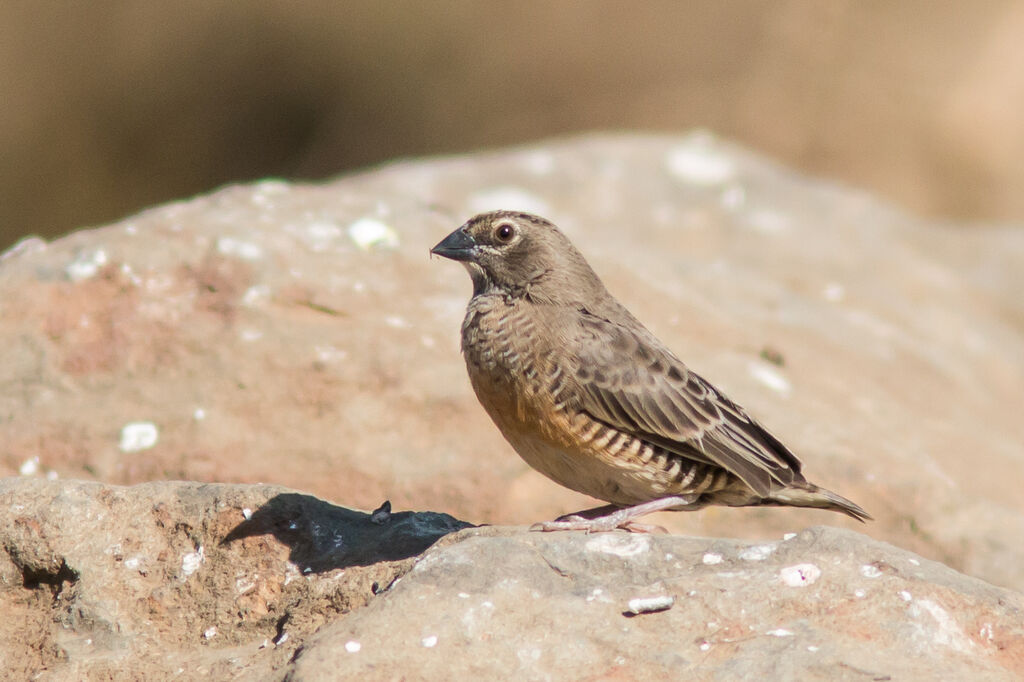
[699,641,711,651]
[240,328,263,342]
[119,422,159,453]
[702,552,723,565]
[625,595,674,615]
[665,137,736,186]
[283,562,301,586]
[193,408,206,421]
[66,249,109,281]
[315,345,348,363]
[124,556,140,570]
[204,626,217,640]
[242,508,253,520]
[19,457,39,476]
[720,184,746,209]
[739,545,775,561]
[421,635,438,648]
[217,237,263,261]
[181,547,205,578]
[822,282,846,302]
[782,532,797,541]
[860,564,883,579]
[347,218,399,250]
[766,628,793,637]
[304,221,343,251]
[908,558,920,566]
[900,590,913,602]
[748,362,791,395]
[854,589,866,598]
[274,632,289,646]
[980,623,994,641]
[585,534,651,557]
[807,645,820,652]
[457,592,470,599]
[586,588,604,602]
[468,187,550,216]
[120,263,141,285]
[384,315,410,329]
[779,563,821,587]
[236,576,256,595]
[242,285,270,307]
[910,598,975,653]
[344,640,361,653]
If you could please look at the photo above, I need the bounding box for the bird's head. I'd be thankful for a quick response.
[431,211,604,304]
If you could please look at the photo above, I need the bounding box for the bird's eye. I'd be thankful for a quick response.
[494,223,516,243]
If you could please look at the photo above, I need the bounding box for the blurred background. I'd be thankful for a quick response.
[3,0,1024,251]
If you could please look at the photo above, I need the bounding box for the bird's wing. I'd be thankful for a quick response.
[570,312,802,496]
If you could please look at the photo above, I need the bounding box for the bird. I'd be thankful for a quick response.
[431,210,871,532]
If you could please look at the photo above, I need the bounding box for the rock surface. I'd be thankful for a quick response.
[1,479,1021,680]
[0,478,468,679]
[1,133,1022,592]
[0,133,1023,676]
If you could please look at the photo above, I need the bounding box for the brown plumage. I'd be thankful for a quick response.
[431,210,870,532]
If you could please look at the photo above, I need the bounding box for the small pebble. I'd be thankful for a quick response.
[119,422,159,453]
[624,595,674,616]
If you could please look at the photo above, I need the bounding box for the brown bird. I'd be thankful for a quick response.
[431,211,870,532]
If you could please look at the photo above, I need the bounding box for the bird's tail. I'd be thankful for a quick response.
[768,483,872,523]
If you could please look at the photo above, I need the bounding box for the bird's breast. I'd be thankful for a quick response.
[460,296,564,432]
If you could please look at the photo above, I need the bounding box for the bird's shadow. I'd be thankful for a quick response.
[221,493,474,574]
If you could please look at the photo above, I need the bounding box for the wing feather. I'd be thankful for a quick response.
[571,312,802,496]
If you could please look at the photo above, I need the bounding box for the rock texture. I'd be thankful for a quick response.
[292,524,1024,681]
[0,478,468,679]
[1,479,1021,680]
[1,133,1022,591]
[0,133,1023,676]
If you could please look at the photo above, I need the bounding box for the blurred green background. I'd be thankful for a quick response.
[3,1,1023,250]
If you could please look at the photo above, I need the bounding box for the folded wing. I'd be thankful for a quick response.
[571,311,804,496]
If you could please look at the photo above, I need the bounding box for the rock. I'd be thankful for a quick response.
[0,478,469,679]
[290,525,1024,681]
[2,480,1021,679]
[0,132,1022,592]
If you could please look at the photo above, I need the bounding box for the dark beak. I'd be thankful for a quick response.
[430,228,478,262]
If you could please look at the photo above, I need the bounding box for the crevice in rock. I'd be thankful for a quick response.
[273,613,289,643]
[20,557,79,601]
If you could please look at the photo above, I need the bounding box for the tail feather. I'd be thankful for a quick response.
[768,483,872,523]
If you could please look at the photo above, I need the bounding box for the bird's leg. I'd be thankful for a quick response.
[553,503,620,521]
[530,495,698,534]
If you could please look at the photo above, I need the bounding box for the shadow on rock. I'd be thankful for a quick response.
[222,493,474,573]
